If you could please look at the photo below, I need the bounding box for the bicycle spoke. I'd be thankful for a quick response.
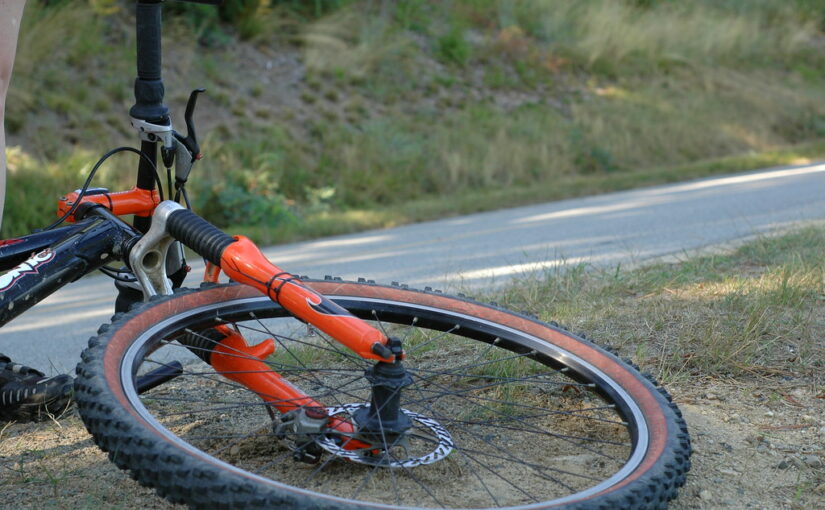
[408,385,626,426]
[407,370,627,460]
[141,357,372,411]
[232,319,371,368]
[406,374,580,493]
[113,289,649,509]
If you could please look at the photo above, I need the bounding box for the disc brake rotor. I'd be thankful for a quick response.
[317,403,454,468]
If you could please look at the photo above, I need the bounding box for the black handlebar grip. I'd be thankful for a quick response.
[166,209,235,266]
[135,1,163,81]
[131,1,169,122]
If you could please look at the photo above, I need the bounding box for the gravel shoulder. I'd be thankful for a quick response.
[671,381,824,510]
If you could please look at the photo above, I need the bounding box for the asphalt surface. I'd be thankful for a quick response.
[2,161,824,373]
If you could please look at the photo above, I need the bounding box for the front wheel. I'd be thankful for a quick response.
[75,280,690,509]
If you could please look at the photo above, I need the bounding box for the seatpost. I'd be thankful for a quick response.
[131,0,170,233]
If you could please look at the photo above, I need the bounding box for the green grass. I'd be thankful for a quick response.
[491,224,825,384]
[494,0,819,71]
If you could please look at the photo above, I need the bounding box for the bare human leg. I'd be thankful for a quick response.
[0,0,27,231]
[0,2,74,424]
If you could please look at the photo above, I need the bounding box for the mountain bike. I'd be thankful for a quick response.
[1,1,691,508]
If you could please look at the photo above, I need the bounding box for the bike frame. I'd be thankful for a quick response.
[0,201,388,451]
[0,207,139,328]
[0,0,396,451]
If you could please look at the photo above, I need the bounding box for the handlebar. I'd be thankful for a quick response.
[135,1,163,82]
[129,0,221,231]
[166,208,235,265]
[131,1,168,123]
[130,0,222,123]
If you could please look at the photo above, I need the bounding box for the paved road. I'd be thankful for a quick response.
[2,161,824,373]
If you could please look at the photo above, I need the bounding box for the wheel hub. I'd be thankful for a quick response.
[351,356,414,444]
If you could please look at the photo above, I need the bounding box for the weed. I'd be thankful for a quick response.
[437,27,472,66]
[250,83,264,98]
[306,77,323,92]
[320,109,338,122]
[300,92,318,104]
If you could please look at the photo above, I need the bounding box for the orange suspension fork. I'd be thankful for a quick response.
[202,237,392,449]
[205,325,367,449]
[218,236,395,363]
[163,206,392,362]
[163,205,394,448]
[208,325,321,414]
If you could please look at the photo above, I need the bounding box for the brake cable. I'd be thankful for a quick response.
[45,147,164,231]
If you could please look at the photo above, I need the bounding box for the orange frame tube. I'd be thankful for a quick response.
[57,187,160,222]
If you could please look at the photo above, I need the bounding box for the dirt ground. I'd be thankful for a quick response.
[1,377,822,510]
[670,380,824,510]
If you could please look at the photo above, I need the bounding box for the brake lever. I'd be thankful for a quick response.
[182,88,205,157]
[173,88,206,186]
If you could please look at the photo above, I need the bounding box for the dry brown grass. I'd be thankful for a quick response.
[496,224,825,386]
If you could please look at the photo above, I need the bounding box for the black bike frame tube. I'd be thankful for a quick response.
[0,223,93,272]
[0,213,136,327]
[134,140,157,233]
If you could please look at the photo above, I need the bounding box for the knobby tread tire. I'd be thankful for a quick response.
[75,281,691,510]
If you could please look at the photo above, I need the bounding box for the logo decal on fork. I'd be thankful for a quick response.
[306,294,350,317]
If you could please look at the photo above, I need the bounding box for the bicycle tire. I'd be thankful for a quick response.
[75,280,690,509]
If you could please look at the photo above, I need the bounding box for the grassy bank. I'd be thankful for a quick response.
[494,224,825,385]
[4,0,825,240]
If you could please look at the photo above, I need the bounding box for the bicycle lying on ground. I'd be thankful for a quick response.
[0,1,691,508]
